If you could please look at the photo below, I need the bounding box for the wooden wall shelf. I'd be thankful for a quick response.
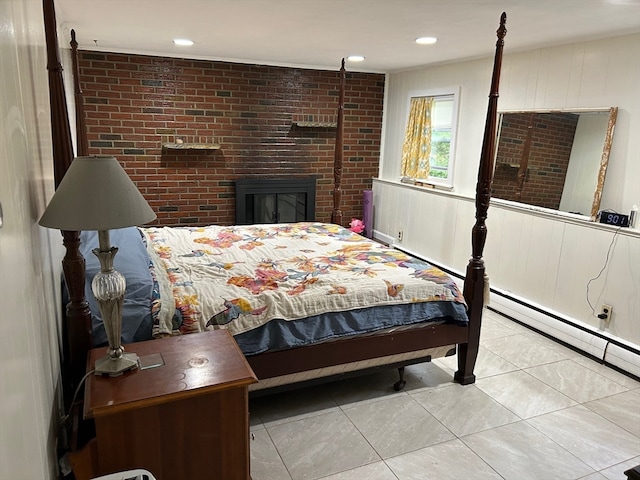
[497,162,538,171]
[162,142,221,151]
[293,121,337,128]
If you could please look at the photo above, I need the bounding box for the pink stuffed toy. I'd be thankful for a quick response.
[349,218,365,234]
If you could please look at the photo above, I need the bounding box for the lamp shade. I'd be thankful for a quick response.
[39,156,156,231]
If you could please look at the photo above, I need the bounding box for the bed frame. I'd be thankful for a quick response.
[44,2,506,395]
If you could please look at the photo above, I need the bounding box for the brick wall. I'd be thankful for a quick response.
[78,51,385,227]
[493,112,578,210]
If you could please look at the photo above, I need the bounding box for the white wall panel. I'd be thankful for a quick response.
[0,1,64,478]
[576,41,611,106]
[508,214,564,304]
[451,199,476,273]
[553,224,604,319]
[373,33,640,365]
[373,177,640,348]
[408,191,455,262]
[565,43,587,107]
[488,208,526,292]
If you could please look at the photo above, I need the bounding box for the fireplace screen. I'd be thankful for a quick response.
[235,177,316,225]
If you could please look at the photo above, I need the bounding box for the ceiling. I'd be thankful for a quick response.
[55,0,640,73]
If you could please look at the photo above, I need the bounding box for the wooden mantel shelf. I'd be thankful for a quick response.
[162,142,221,151]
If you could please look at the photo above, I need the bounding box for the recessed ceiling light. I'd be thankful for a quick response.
[347,55,365,62]
[416,37,438,45]
[173,38,194,47]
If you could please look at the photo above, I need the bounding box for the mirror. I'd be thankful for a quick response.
[492,107,617,218]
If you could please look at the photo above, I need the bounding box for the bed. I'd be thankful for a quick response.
[78,221,470,391]
[45,7,507,395]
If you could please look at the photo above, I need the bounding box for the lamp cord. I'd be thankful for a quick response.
[586,226,621,316]
[60,369,95,427]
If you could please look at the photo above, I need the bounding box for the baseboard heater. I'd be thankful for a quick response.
[376,233,640,380]
[488,289,640,379]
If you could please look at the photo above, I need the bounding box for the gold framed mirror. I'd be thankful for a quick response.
[492,107,617,218]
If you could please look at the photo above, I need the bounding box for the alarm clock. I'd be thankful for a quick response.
[598,211,629,227]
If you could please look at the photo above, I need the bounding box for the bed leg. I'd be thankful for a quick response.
[393,367,406,391]
[455,305,482,385]
[454,343,478,385]
[455,264,484,385]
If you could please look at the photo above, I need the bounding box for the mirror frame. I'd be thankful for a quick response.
[494,107,618,219]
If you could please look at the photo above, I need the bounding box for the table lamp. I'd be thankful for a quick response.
[39,156,156,376]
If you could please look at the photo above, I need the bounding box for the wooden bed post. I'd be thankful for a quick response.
[455,12,507,385]
[331,58,345,226]
[71,29,89,158]
[43,0,92,390]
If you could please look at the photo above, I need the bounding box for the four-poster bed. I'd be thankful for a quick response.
[46,0,506,406]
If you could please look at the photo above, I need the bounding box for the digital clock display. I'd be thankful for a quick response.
[599,212,629,227]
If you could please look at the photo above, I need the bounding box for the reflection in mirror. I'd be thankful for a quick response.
[492,107,617,218]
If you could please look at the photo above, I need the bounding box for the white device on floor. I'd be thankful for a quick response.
[91,469,156,480]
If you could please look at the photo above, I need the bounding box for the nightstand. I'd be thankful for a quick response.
[84,330,257,480]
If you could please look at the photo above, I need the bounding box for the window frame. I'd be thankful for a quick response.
[404,86,461,189]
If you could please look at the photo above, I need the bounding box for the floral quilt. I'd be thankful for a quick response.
[140,222,466,337]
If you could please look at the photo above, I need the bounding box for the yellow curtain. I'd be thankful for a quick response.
[401,97,433,179]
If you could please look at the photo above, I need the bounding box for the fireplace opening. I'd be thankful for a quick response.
[235,177,316,225]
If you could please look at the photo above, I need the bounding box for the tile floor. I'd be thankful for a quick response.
[248,308,640,480]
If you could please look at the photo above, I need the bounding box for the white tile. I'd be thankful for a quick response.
[572,356,640,389]
[435,346,519,380]
[412,384,519,436]
[431,353,457,372]
[585,389,640,437]
[318,461,397,480]
[462,421,595,479]
[527,405,640,471]
[245,303,638,480]
[597,456,640,480]
[521,330,584,359]
[250,385,339,427]
[525,359,629,402]
[385,439,503,480]
[329,370,408,406]
[481,333,569,368]
[249,410,265,429]
[401,360,457,392]
[342,395,454,459]
[480,313,524,340]
[577,473,608,479]
[250,428,292,480]
[476,370,576,418]
[483,310,532,336]
[475,346,521,378]
[267,410,379,480]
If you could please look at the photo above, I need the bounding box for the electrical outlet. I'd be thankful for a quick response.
[598,304,613,321]
[397,230,403,242]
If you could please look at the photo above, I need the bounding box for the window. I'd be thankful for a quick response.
[401,87,460,188]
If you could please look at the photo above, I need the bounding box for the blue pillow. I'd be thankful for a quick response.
[80,227,154,346]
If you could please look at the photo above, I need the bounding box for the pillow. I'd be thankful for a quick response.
[80,227,155,346]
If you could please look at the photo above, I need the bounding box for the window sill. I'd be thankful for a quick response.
[374,178,465,200]
[399,177,454,192]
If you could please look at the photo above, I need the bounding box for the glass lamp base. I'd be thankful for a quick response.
[94,352,139,377]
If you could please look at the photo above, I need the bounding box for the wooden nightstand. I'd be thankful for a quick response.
[84,330,257,480]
